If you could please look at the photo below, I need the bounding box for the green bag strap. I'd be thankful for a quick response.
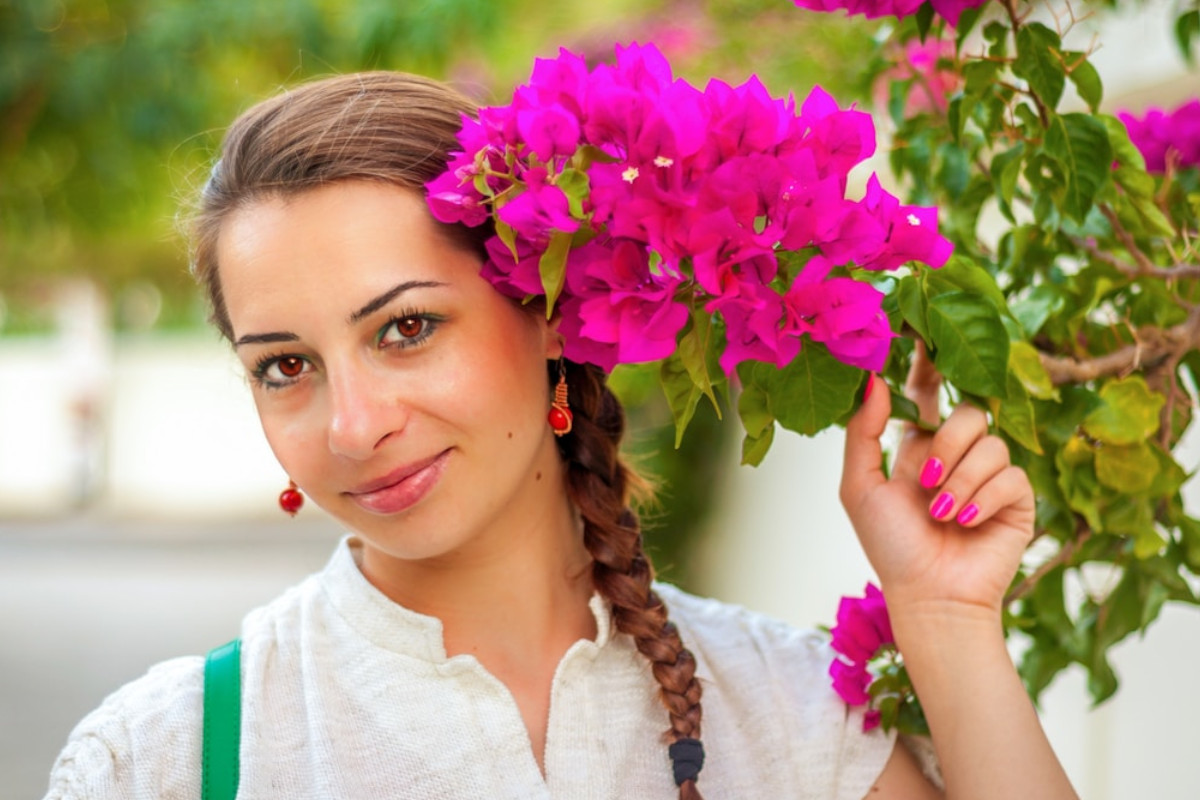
[202,639,242,800]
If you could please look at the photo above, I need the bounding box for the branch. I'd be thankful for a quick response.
[1070,234,1200,279]
[1037,305,1200,385]
[1100,204,1163,272]
[1005,523,1091,606]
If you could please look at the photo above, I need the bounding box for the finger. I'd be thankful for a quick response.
[897,403,991,488]
[841,372,891,504]
[904,339,942,428]
[926,434,1012,522]
[947,466,1035,536]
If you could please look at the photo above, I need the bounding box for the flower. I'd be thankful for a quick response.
[1118,100,1200,173]
[425,43,950,378]
[828,582,896,730]
[874,38,962,117]
[790,0,988,27]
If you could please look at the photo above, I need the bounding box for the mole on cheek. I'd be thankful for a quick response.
[536,471,542,481]
[507,431,513,439]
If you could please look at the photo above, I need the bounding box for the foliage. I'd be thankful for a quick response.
[817,0,1200,729]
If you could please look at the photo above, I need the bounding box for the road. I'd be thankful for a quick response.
[0,516,338,800]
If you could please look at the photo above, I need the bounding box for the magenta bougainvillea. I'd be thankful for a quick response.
[427,43,951,373]
[828,582,895,731]
[790,0,988,27]
[1118,100,1200,173]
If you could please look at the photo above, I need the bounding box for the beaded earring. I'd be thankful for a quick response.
[279,479,304,516]
[548,362,573,436]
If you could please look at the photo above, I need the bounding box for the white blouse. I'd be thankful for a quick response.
[44,536,916,799]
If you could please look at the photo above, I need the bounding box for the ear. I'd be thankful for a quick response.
[542,309,565,360]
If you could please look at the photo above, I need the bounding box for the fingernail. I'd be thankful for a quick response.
[930,491,955,520]
[957,503,979,526]
[919,457,943,489]
[862,373,875,403]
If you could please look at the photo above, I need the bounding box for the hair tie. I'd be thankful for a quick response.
[668,737,705,786]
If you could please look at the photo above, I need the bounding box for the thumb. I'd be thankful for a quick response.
[841,372,891,501]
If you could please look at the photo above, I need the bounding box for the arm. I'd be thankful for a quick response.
[841,344,1078,800]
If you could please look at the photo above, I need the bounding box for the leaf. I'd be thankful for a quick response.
[660,354,703,449]
[924,255,1008,316]
[741,425,775,467]
[990,142,1026,222]
[736,362,773,439]
[896,274,929,343]
[1044,112,1113,222]
[1010,284,1065,338]
[1177,10,1200,63]
[555,167,590,220]
[999,373,1043,454]
[1014,23,1065,109]
[537,230,573,314]
[767,343,864,436]
[1094,441,1159,494]
[1009,340,1059,400]
[1064,53,1103,112]
[915,0,935,41]
[1055,436,1103,531]
[1082,376,1165,445]
[927,292,1009,398]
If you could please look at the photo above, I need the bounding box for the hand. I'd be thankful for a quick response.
[839,341,1036,624]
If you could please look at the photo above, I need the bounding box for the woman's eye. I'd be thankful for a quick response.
[379,314,438,348]
[255,355,312,387]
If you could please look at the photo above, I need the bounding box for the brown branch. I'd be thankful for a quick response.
[1070,234,1200,279]
[1005,523,1092,607]
[1100,204,1164,272]
[1038,305,1200,385]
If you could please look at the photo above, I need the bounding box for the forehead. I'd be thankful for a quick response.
[216,182,478,332]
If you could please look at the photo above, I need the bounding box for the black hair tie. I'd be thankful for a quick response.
[668,737,705,786]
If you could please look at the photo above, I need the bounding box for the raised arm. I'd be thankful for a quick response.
[840,343,1078,800]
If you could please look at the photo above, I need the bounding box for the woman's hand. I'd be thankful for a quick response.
[839,341,1035,625]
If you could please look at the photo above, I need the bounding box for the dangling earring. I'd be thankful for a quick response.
[279,479,304,516]
[548,361,573,437]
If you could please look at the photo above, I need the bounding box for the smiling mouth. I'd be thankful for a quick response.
[345,450,451,514]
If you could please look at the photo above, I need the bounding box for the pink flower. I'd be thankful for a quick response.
[785,263,896,372]
[862,709,883,731]
[829,583,894,710]
[480,236,546,299]
[874,39,961,117]
[557,239,689,370]
[496,167,581,243]
[791,0,988,27]
[829,658,873,705]
[1118,100,1200,173]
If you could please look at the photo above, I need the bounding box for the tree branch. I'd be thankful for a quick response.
[1070,234,1200,279]
[1005,523,1091,607]
[1038,305,1200,385]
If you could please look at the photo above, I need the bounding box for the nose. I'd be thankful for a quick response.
[326,360,407,460]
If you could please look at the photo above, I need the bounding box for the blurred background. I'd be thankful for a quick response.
[1,0,1197,797]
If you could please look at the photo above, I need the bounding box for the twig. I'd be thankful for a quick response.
[1100,204,1162,272]
[1037,305,1200,385]
[1070,234,1200,279]
[1005,523,1091,606]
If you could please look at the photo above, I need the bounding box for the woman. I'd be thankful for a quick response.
[44,72,1077,800]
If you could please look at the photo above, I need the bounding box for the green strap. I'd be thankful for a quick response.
[202,639,242,800]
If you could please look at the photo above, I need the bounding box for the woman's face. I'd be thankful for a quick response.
[218,181,566,562]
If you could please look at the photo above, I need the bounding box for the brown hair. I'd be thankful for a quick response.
[189,72,706,798]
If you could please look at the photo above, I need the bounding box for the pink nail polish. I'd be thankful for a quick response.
[919,457,943,489]
[930,492,954,520]
[957,503,979,525]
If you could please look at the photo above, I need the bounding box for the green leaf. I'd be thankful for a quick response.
[1009,341,1059,400]
[923,256,1008,315]
[999,373,1043,454]
[915,1,935,40]
[767,343,865,436]
[676,309,722,411]
[1177,10,1200,63]
[537,230,573,314]
[736,363,773,439]
[1144,444,1188,497]
[741,425,775,467]
[955,6,984,49]
[896,274,930,343]
[1010,284,1066,338]
[963,60,1001,97]
[1055,436,1103,531]
[495,219,519,261]
[1082,376,1165,444]
[927,292,1010,398]
[660,353,702,448]
[554,168,590,220]
[983,20,1009,58]
[1044,112,1113,222]
[1014,23,1066,108]
[1094,441,1159,493]
[990,143,1026,222]
[1064,52,1103,111]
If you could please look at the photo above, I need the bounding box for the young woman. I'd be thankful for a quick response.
[44,72,1077,800]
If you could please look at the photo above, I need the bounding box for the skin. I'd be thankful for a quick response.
[217,179,1075,796]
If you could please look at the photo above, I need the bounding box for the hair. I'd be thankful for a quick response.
[188,72,706,798]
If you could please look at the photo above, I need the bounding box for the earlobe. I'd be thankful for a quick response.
[543,312,565,360]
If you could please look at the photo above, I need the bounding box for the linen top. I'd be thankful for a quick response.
[44,536,916,800]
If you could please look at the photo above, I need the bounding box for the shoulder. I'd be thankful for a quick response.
[43,656,205,800]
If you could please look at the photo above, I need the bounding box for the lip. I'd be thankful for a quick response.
[344,449,450,515]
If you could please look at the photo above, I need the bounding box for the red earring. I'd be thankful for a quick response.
[548,363,573,436]
[279,479,304,516]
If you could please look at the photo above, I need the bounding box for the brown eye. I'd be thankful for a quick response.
[396,317,424,338]
[277,356,305,377]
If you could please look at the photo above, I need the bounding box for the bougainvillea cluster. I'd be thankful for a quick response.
[790,0,988,27]
[427,43,951,373]
[1118,100,1200,173]
[828,582,894,731]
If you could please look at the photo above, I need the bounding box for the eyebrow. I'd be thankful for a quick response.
[234,280,447,347]
[348,280,446,324]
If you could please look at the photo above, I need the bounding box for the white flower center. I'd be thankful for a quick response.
[622,166,640,183]
[653,156,675,168]
[906,213,921,226]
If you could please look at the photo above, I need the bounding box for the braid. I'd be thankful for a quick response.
[554,360,706,800]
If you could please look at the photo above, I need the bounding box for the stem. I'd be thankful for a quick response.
[1005,523,1091,606]
[999,0,1051,127]
[1070,233,1200,279]
[1037,305,1200,385]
